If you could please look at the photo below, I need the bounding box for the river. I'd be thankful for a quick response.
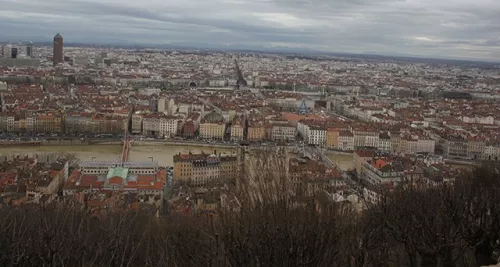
[0,144,235,167]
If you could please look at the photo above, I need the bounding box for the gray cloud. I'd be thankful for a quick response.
[0,0,499,60]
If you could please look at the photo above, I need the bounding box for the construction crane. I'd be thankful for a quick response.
[297,99,310,115]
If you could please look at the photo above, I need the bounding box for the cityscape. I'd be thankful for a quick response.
[0,31,499,266]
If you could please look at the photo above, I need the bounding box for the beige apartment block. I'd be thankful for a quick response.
[231,124,244,141]
[326,128,339,149]
[247,124,265,141]
[199,122,226,140]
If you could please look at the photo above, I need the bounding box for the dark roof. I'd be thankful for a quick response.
[54,33,63,39]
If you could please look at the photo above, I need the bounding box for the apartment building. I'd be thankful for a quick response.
[159,117,180,138]
[361,158,405,185]
[231,116,245,141]
[390,133,402,154]
[173,152,238,187]
[65,113,92,134]
[461,115,495,125]
[182,113,201,138]
[271,123,296,141]
[157,97,168,113]
[309,125,326,146]
[338,131,354,151]
[182,120,196,138]
[0,113,15,131]
[199,110,226,140]
[415,139,435,154]
[131,113,143,134]
[142,115,161,136]
[361,157,420,186]
[247,121,265,141]
[484,144,500,161]
[352,127,379,148]
[297,120,326,146]
[15,114,26,132]
[35,113,62,133]
[325,123,350,149]
[199,121,226,140]
[176,119,186,136]
[365,132,379,148]
[401,138,435,155]
[443,138,468,159]
[220,154,239,181]
[231,124,244,141]
[353,149,376,175]
[140,114,182,138]
[326,128,339,149]
[89,114,126,134]
[26,116,35,132]
[296,120,310,142]
[378,132,392,152]
[467,138,486,160]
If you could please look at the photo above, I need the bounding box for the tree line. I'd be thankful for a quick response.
[0,163,498,267]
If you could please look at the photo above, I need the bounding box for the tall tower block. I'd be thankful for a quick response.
[53,33,63,66]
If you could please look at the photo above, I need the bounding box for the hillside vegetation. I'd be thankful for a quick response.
[0,165,499,267]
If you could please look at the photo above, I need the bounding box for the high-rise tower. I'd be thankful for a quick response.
[11,47,17,59]
[53,33,63,66]
[26,41,34,58]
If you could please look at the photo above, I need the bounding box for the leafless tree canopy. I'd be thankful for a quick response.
[0,160,498,267]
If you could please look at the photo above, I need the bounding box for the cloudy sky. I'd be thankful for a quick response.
[1,0,499,60]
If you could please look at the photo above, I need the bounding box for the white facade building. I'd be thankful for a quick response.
[308,127,326,146]
[159,118,178,137]
[271,125,296,141]
[365,135,380,148]
[337,132,354,151]
[378,138,392,152]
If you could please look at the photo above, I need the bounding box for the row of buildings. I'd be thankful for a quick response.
[0,111,127,134]
[297,120,436,154]
[0,152,167,213]
[172,149,350,203]
[352,149,466,203]
[0,155,69,205]
[443,137,500,161]
[131,110,297,142]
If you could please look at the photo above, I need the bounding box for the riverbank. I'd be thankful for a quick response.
[0,144,236,166]
[131,140,238,149]
[3,139,239,149]
[91,140,238,149]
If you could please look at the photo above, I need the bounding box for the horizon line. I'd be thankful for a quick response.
[1,39,499,64]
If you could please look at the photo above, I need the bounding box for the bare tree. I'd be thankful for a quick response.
[0,159,498,267]
[454,164,500,266]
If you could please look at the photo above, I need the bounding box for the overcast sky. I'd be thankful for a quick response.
[1,0,499,60]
